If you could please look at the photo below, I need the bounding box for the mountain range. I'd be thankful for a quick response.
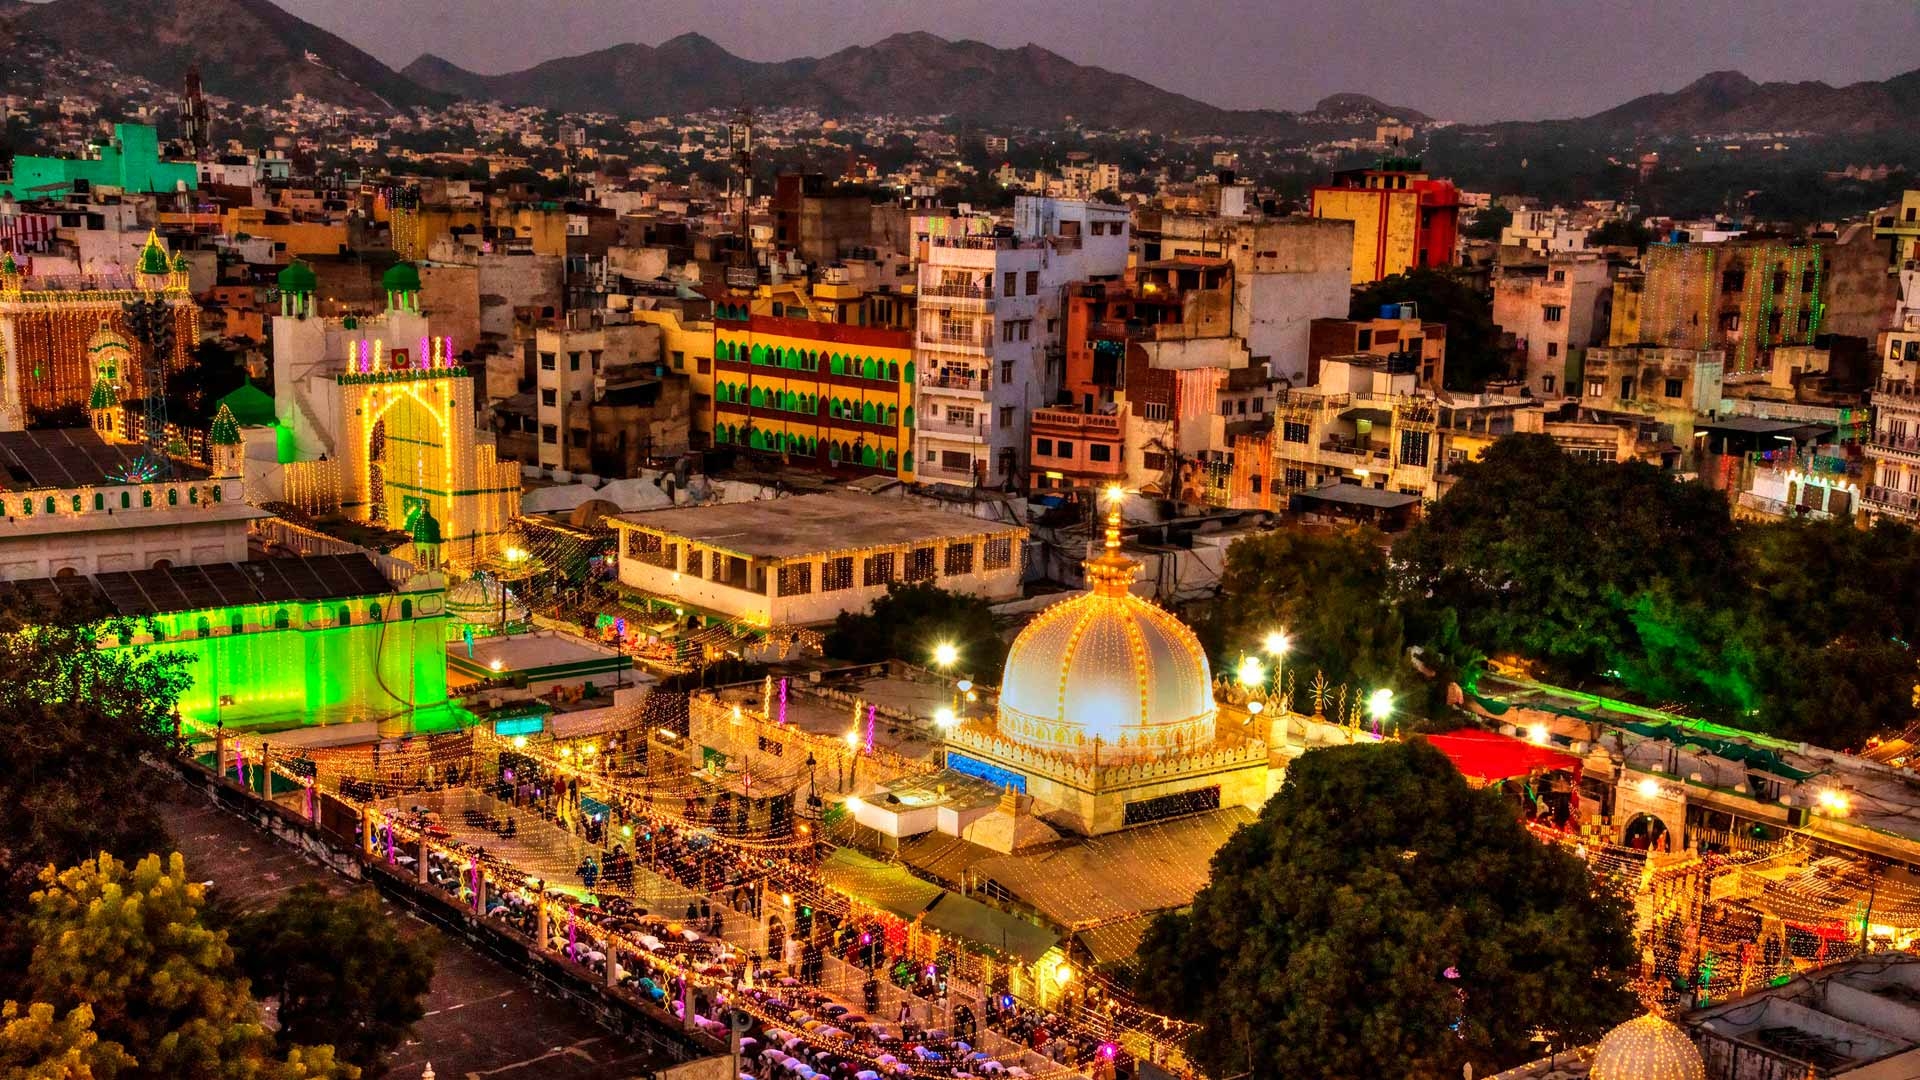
[3,0,1917,139]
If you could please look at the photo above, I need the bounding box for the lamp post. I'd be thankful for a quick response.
[1368,688,1394,735]
[1263,630,1291,708]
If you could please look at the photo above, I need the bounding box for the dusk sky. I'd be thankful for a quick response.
[274,0,1920,122]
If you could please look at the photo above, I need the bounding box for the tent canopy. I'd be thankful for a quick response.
[1425,728,1579,782]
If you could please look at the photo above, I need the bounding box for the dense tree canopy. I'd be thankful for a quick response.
[1202,528,1411,704]
[825,582,1005,680]
[10,853,353,1080]
[1135,740,1639,1079]
[1350,268,1502,390]
[231,887,436,1077]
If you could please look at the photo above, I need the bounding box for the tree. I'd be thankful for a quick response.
[1204,528,1409,701]
[230,887,436,1077]
[1461,205,1512,241]
[1587,219,1651,250]
[14,853,353,1080]
[0,1002,133,1080]
[0,593,194,985]
[824,582,1005,680]
[1135,740,1639,1079]
[1350,268,1502,390]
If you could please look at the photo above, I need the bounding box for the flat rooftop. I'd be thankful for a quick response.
[612,491,1023,560]
[0,554,399,616]
[0,429,208,491]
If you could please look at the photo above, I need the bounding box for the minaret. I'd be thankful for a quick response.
[1083,485,1140,598]
[208,403,243,477]
[277,258,317,317]
[382,261,422,313]
[86,323,131,441]
[134,229,172,292]
[408,505,443,572]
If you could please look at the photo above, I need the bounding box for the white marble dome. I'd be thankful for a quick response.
[1591,1014,1705,1080]
[996,582,1214,762]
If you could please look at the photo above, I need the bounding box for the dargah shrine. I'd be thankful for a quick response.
[942,498,1271,835]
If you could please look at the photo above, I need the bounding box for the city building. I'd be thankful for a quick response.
[0,236,196,430]
[1256,353,1442,508]
[0,123,197,199]
[912,197,1129,487]
[534,313,668,471]
[770,173,873,266]
[1499,208,1590,255]
[712,309,916,479]
[1308,305,1448,389]
[1578,345,1726,447]
[609,492,1027,627]
[1494,252,1613,398]
[1864,313,1920,524]
[1309,161,1461,285]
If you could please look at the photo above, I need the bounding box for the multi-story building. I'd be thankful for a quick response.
[1309,162,1460,285]
[912,197,1129,488]
[1577,344,1725,448]
[712,310,916,480]
[1493,252,1613,398]
[1308,306,1448,389]
[1863,256,1920,524]
[1499,208,1589,255]
[1257,354,1441,504]
[533,313,665,471]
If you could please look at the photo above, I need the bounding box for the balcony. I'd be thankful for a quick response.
[920,413,991,439]
[919,283,995,310]
[1867,432,1920,463]
[1032,406,1123,436]
[1318,439,1391,468]
[1862,484,1920,519]
[1875,378,1920,404]
[920,369,990,394]
[918,329,990,355]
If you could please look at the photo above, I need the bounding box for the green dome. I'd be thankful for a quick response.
[137,230,171,276]
[89,379,118,411]
[277,258,317,293]
[172,252,191,272]
[382,261,421,293]
[407,505,442,546]
[214,379,276,428]
[209,403,241,446]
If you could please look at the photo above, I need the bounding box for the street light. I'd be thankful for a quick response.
[1368,688,1394,723]
[934,706,957,729]
[933,642,958,670]
[1236,655,1265,688]
[1263,630,1291,705]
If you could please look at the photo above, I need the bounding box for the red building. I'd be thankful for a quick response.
[1310,162,1461,284]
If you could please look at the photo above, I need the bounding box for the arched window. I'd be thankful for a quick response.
[888,361,900,381]
[211,486,222,502]
[70,494,81,512]
[166,488,178,506]
[44,496,56,514]
[904,360,916,383]
[54,566,78,579]
[829,354,845,375]
[231,613,244,633]
[151,558,172,570]
[94,492,104,510]
[337,606,351,625]
[121,492,131,509]
[903,406,915,429]
[189,487,198,504]
[886,449,898,469]
[142,490,152,507]
[400,599,412,619]
[749,386,766,408]
[273,609,290,630]
[861,400,879,424]
[368,603,382,621]
[196,616,210,638]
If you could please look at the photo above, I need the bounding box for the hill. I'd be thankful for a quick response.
[0,0,445,111]
[1577,68,1920,136]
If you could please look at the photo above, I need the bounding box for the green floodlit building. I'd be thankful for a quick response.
[1,124,198,199]
[0,554,461,735]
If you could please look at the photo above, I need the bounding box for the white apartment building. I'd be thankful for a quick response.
[913,197,1128,488]
[1492,251,1613,398]
[1864,265,1920,524]
[1500,208,1590,254]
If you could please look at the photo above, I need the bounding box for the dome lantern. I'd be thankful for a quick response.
[277,258,317,317]
[1591,1014,1705,1080]
[383,261,422,313]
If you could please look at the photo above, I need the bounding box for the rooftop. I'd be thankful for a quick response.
[0,554,400,617]
[612,492,1024,560]
[0,429,209,491]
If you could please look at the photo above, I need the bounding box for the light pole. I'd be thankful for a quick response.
[1368,688,1394,735]
[1262,630,1290,708]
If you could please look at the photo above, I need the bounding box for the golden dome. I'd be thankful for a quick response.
[1591,1014,1704,1080]
[996,495,1214,762]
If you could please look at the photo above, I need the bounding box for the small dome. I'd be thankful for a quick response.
[382,261,421,293]
[407,505,443,546]
[136,230,171,276]
[209,403,241,446]
[89,379,118,411]
[277,258,317,293]
[1591,1015,1704,1080]
[214,380,277,428]
[87,323,131,357]
[446,574,527,628]
[172,251,191,272]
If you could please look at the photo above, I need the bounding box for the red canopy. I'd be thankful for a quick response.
[1424,728,1580,782]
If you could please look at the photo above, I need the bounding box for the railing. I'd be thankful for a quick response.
[1735,492,1792,518]
[919,283,993,301]
[1867,433,1920,456]
[919,369,990,393]
[1875,379,1920,401]
[1863,485,1920,517]
[1032,407,1123,434]
[919,414,990,438]
[917,330,989,352]
[924,234,1018,250]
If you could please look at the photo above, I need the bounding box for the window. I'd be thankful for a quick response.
[823,555,854,591]
[1586,378,1606,397]
[1003,271,1017,297]
[569,352,581,371]
[1282,421,1309,444]
[570,390,583,402]
[1664,378,1683,399]
[540,388,557,406]
[1089,443,1112,462]
[1398,430,1430,468]
[1542,305,1565,323]
[1143,451,1168,471]
[1025,270,1038,295]
[540,352,556,370]
[1000,359,1014,384]
[1055,440,1074,457]
[944,543,975,576]
[1036,438,1053,455]
[671,350,685,370]
[905,546,937,582]
[999,406,1014,429]
[1283,466,1307,488]
[541,424,558,444]
[1253,397,1266,413]
[941,450,972,471]
[983,537,1013,570]
[863,551,895,585]
[1357,329,1373,351]
[777,563,813,596]
[1142,403,1170,422]
[1619,376,1635,399]
[686,549,704,578]
[950,406,976,428]
[1552,269,1566,283]
[1547,342,1559,358]
[1542,374,1557,394]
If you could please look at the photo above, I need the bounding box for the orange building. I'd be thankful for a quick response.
[1310,162,1460,285]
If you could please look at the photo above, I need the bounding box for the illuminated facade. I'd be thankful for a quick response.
[943,497,1268,835]
[271,262,520,564]
[1626,239,1836,373]
[712,310,916,479]
[0,234,197,430]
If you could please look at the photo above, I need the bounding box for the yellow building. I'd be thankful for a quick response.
[711,303,916,479]
[626,305,718,446]
[1310,165,1461,285]
[221,207,349,258]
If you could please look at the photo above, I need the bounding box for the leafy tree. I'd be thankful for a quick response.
[230,887,436,1077]
[1135,740,1639,1079]
[1460,204,1511,241]
[0,1002,133,1080]
[1204,528,1409,701]
[0,594,194,982]
[1350,268,1502,390]
[824,582,1005,680]
[15,853,353,1080]
[1587,219,1652,250]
